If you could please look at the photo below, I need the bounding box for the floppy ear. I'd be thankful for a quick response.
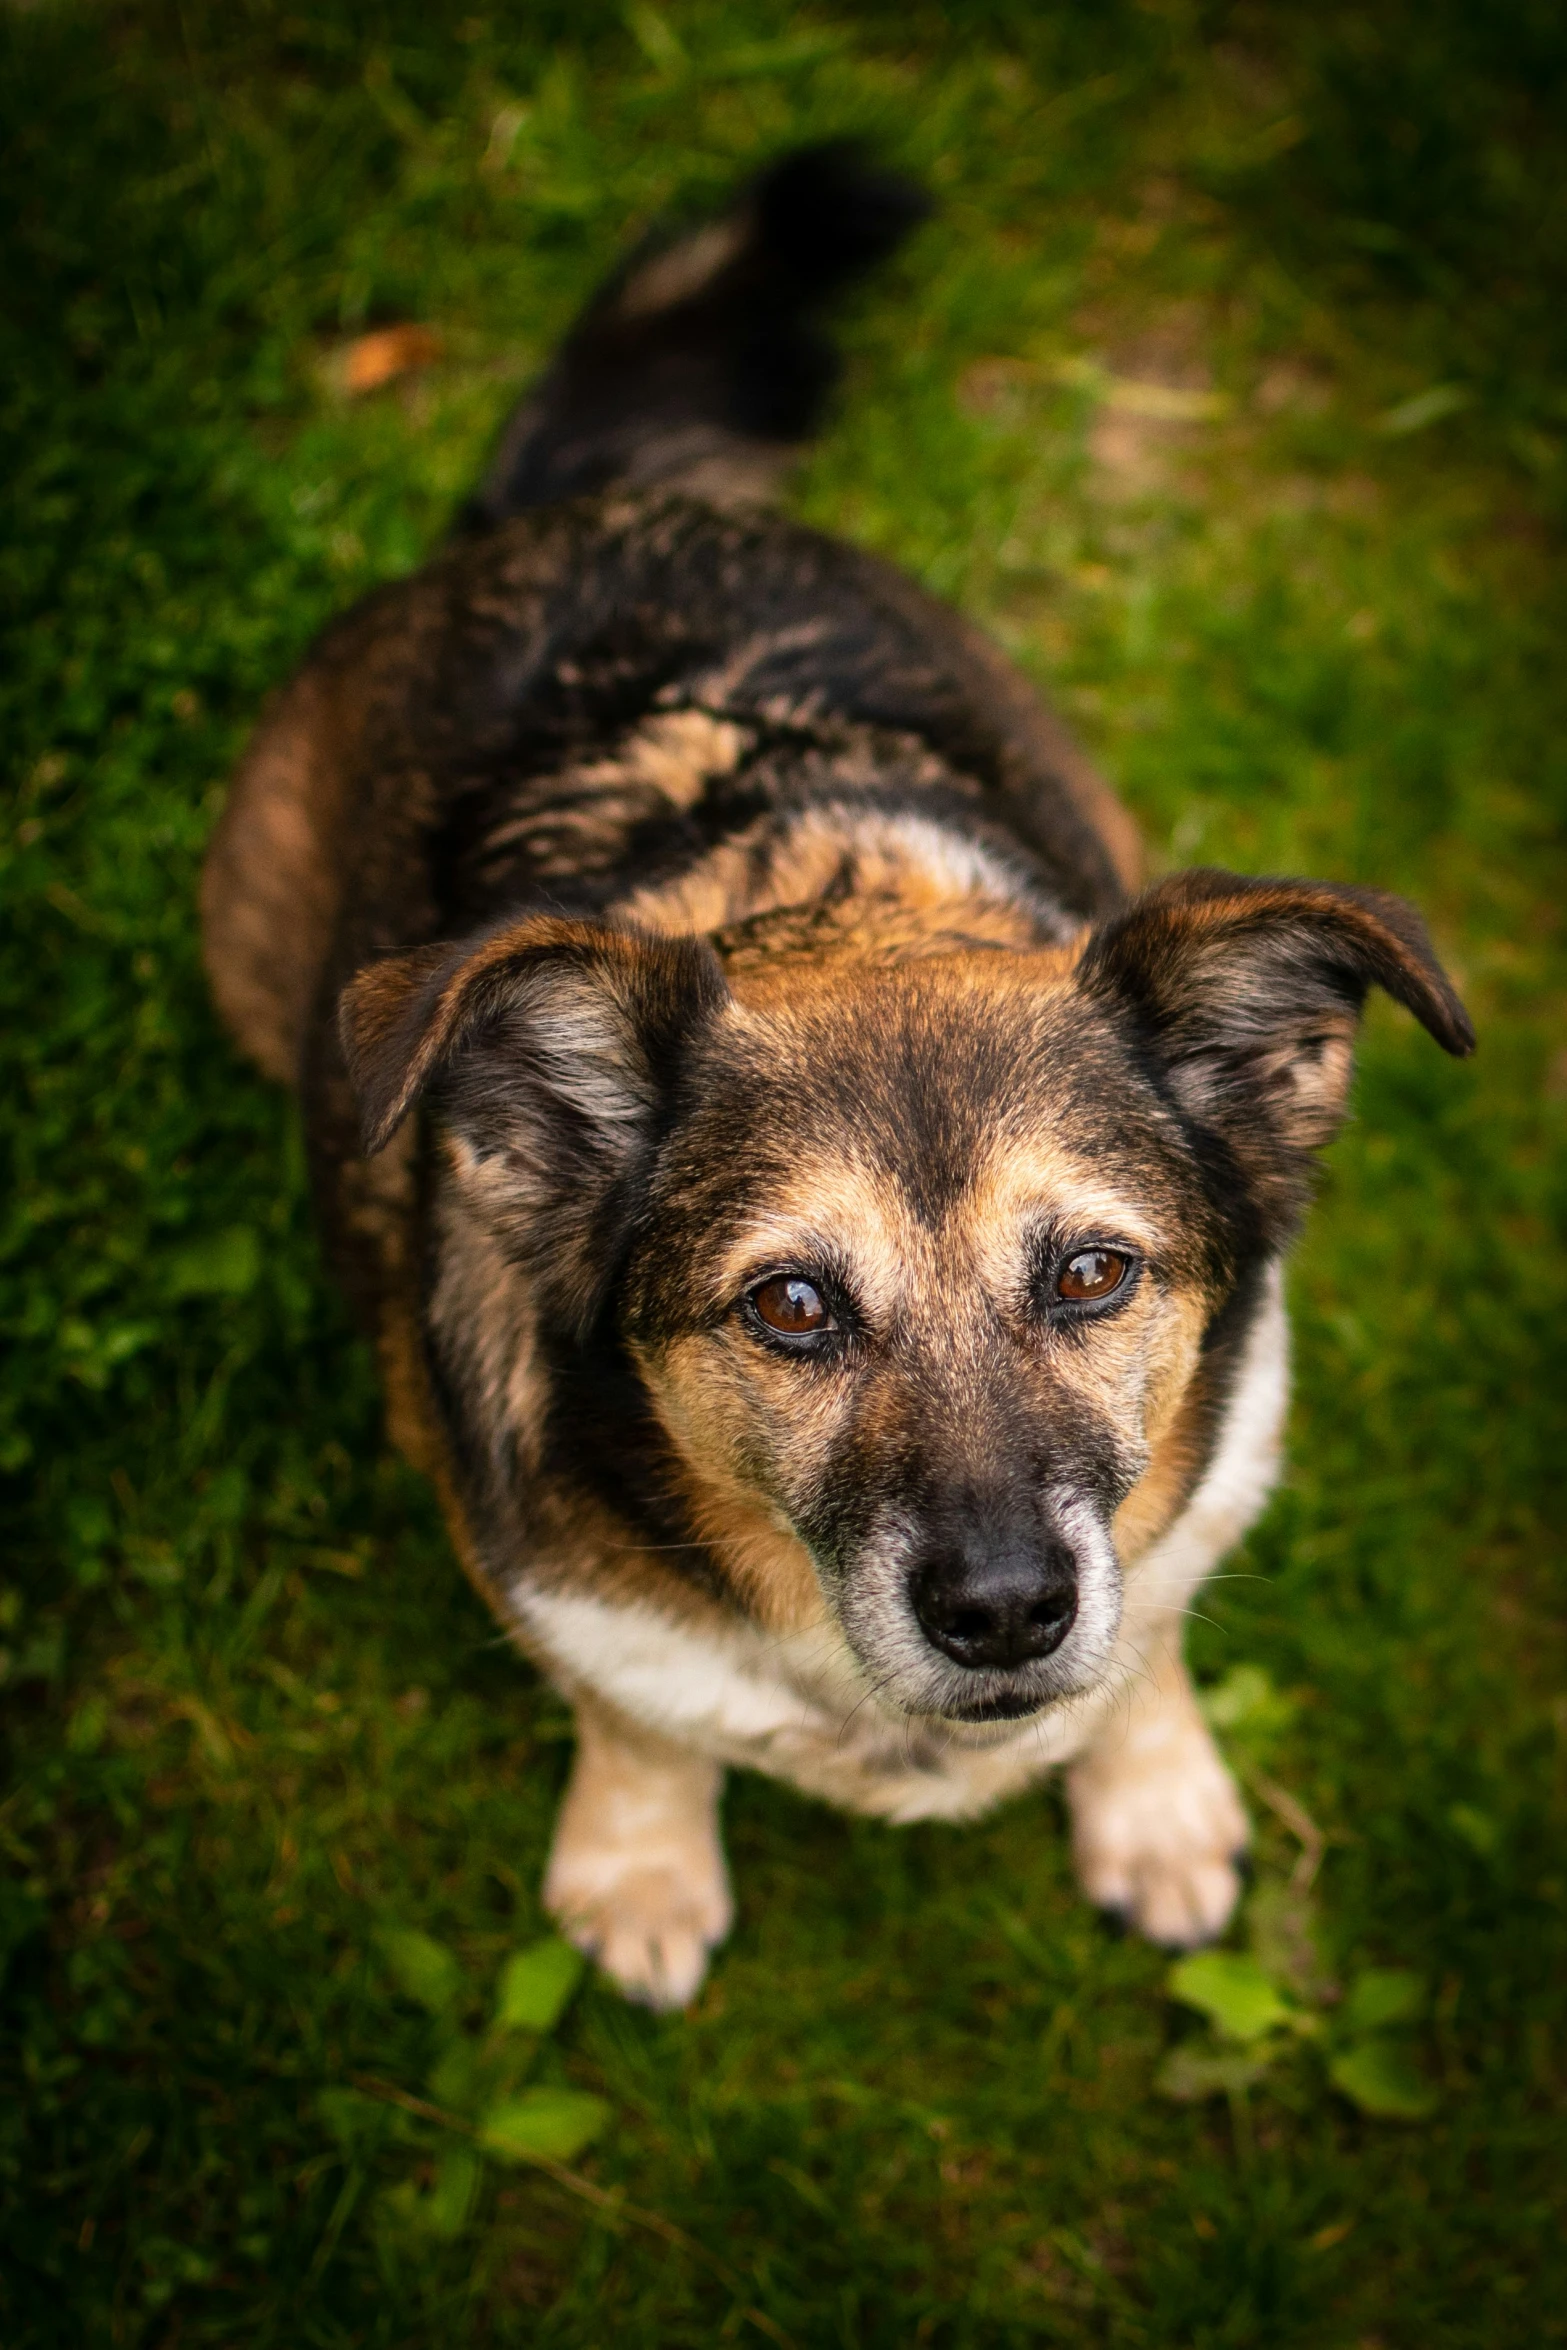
[338,916,729,1322]
[1079,869,1473,1226]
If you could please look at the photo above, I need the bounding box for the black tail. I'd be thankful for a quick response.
[457,143,932,533]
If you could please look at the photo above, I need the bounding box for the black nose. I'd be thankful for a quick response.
[912,1540,1078,1670]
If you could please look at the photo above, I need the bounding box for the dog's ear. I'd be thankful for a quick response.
[1079,869,1473,1222]
[339,917,729,1320]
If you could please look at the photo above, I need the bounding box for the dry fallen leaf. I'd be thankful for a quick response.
[340,322,443,394]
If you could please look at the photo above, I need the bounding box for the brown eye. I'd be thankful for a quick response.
[1056,1248,1130,1305]
[750,1276,832,1337]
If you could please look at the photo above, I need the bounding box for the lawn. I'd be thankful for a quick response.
[3,3,1565,2343]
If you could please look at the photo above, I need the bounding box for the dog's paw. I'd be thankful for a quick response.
[1068,1726,1249,1949]
[545,1856,733,2012]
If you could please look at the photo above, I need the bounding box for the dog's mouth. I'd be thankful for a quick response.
[938,1685,1054,1725]
[846,1607,1122,1734]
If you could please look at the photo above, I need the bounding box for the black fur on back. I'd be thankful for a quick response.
[456,142,933,532]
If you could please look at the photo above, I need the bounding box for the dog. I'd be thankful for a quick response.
[202,145,1473,2009]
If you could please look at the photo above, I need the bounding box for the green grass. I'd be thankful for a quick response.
[4,4,1566,2343]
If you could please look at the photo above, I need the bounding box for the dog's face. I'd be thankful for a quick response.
[620,956,1216,1722]
[342,873,1471,1724]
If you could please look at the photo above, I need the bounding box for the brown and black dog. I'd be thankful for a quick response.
[202,147,1472,2008]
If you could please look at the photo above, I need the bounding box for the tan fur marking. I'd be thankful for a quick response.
[616,218,750,319]
[1067,1611,1248,1945]
[522,708,750,835]
[963,1122,1168,1278]
[702,1146,931,1325]
[464,706,753,888]
[201,669,345,1082]
[633,1319,861,1600]
[620,708,750,807]
[1110,1298,1213,1563]
[1269,1017,1357,1144]
[378,1302,441,1476]
[517,1485,748,1632]
[384,1331,498,1619]
[617,806,1053,956]
[673,1469,827,1635]
[425,1188,548,1479]
[616,841,754,937]
[543,1692,732,2009]
[1071,772,1143,896]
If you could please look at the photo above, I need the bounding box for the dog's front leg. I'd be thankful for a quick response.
[543,1695,733,2010]
[1066,1617,1249,1947]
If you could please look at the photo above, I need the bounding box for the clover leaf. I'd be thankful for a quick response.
[479,2087,610,2165]
[353,1928,610,2232]
[1168,1951,1294,2043]
[494,1936,583,2035]
[1340,1968,1424,2035]
[1159,1882,1439,2125]
[377,1926,464,2016]
[382,2144,483,2239]
[1328,2037,1440,2121]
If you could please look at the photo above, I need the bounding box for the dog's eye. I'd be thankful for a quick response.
[750,1276,832,1336]
[1056,1248,1130,1304]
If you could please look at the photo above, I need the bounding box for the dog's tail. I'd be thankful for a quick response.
[456,142,932,533]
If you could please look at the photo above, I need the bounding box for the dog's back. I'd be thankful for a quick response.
[202,144,1136,1104]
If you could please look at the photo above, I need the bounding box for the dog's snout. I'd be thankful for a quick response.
[912,1538,1078,1670]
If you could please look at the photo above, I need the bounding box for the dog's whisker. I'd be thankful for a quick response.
[602,1541,715,1556]
[835,1674,898,1747]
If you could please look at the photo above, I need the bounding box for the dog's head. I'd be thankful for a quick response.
[342,872,1471,1724]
